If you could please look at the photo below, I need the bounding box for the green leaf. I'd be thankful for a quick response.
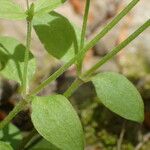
[0,36,36,86]
[31,95,84,150]
[0,141,13,150]
[92,72,144,122]
[0,0,26,20]
[34,0,66,17]
[29,139,60,150]
[0,123,22,149]
[33,11,81,62]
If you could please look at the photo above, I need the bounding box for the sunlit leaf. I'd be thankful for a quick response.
[31,95,84,150]
[33,11,81,62]
[0,36,36,86]
[34,0,66,17]
[0,0,26,20]
[0,141,13,150]
[92,72,144,122]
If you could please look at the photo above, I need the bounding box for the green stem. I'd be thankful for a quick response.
[82,19,150,78]
[64,19,150,98]
[29,0,139,96]
[78,0,140,62]
[0,100,28,129]
[64,78,84,98]
[77,0,90,74]
[28,59,75,96]
[0,3,33,130]
[0,0,143,130]
[80,0,90,50]
[22,20,32,95]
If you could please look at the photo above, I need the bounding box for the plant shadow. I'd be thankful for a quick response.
[0,42,33,84]
[34,11,79,60]
[0,124,22,149]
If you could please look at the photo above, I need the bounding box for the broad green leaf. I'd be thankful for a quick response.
[92,72,144,122]
[0,123,22,149]
[0,36,36,86]
[33,11,81,62]
[34,0,66,17]
[0,141,13,150]
[0,0,26,20]
[29,139,59,150]
[31,95,84,150]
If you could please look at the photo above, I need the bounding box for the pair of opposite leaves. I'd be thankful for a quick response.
[0,73,144,150]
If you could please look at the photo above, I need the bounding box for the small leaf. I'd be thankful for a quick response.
[31,95,84,150]
[0,141,13,150]
[0,36,36,86]
[92,72,144,122]
[33,11,81,62]
[0,0,26,20]
[0,123,22,149]
[34,0,66,17]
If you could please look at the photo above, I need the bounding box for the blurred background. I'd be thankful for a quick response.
[0,0,150,149]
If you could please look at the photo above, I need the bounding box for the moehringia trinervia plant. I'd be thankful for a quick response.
[0,0,149,150]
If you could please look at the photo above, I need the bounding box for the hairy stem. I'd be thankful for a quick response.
[64,78,84,98]
[22,20,32,95]
[77,0,90,74]
[82,19,150,78]
[64,19,150,98]
[29,0,140,96]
